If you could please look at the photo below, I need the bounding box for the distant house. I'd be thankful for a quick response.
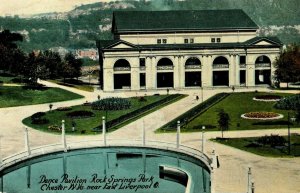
[97,10,282,91]
[75,48,99,60]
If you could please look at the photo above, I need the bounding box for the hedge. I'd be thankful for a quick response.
[91,97,131,111]
[92,94,183,132]
[158,93,229,132]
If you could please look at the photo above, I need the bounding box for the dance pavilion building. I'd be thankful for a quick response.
[97,10,282,91]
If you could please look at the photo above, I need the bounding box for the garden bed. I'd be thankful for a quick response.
[253,95,281,102]
[241,112,283,120]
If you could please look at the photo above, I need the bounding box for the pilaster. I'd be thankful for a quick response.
[202,55,213,87]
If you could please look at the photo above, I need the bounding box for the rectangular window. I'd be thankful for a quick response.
[184,39,189,44]
[217,38,221,43]
[190,38,194,43]
[140,58,145,66]
[157,39,161,44]
[163,39,167,44]
[240,56,246,64]
[211,38,215,43]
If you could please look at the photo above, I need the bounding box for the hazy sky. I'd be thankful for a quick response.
[0,0,113,16]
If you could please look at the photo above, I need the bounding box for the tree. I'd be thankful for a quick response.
[42,50,63,79]
[0,30,25,73]
[24,52,49,85]
[61,53,82,81]
[274,45,300,88]
[0,30,23,49]
[217,109,230,138]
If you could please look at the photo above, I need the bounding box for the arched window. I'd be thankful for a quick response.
[213,56,229,69]
[114,59,131,71]
[255,55,271,68]
[157,58,173,70]
[185,57,201,69]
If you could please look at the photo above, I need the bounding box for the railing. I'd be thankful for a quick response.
[240,64,246,68]
[114,67,131,71]
[0,139,212,172]
[212,64,229,69]
[157,65,174,70]
[185,65,202,70]
[255,63,271,68]
[140,66,146,71]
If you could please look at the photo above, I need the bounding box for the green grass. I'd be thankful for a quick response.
[48,79,94,92]
[213,135,300,157]
[22,94,185,135]
[160,92,299,132]
[184,92,299,132]
[0,86,83,108]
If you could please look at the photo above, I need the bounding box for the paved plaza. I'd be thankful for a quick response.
[0,81,299,193]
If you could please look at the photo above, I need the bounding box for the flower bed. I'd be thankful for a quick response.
[253,95,281,102]
[241,112,283,120]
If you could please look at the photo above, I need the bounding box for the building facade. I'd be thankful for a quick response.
[97,10,282,91]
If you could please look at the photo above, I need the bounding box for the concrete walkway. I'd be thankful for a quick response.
[0,82,299,193]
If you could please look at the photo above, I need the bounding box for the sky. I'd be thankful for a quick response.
[0,0,114,16]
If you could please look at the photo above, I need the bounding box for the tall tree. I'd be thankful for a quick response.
[0,30,25,74]
[274,45,300,88]
[63,53,82,80]
[217,109,230,138]
[0,30,23,49]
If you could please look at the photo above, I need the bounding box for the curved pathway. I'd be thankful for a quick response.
[0,82,299,193]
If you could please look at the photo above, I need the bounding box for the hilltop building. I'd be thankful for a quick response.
[97,10,282,91]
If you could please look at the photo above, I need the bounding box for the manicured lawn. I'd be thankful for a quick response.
[48,79,94,92]
[22,94,185,135]
[213,135,300,157]
[160,92,299,132]
[0,86,83,108]
[183,92,298,132]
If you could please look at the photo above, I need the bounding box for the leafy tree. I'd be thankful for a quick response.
[274,45,300,88]
[217,109,230,138]
[42,50,63,79]
[24,52,49,85]
[0,30,23,48]
[0,30,25,73]
[62,53,82,81]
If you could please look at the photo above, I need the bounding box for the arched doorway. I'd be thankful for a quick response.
[255,55,271,85]
[212,56,229,86]
[157,58,174,88]
[113,59,131,89]
[185,57,202,87]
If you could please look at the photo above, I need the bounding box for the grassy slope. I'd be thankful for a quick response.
[0,86,83,108]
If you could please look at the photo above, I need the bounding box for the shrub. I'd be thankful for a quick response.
[256,135,286,147]
[31,112,46,119]
[31,112,49,124]
[66,110,94,119]
[91,97,131,111]
[139,96,147,102]
[274,94,300,110]
[56,107,72,111]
